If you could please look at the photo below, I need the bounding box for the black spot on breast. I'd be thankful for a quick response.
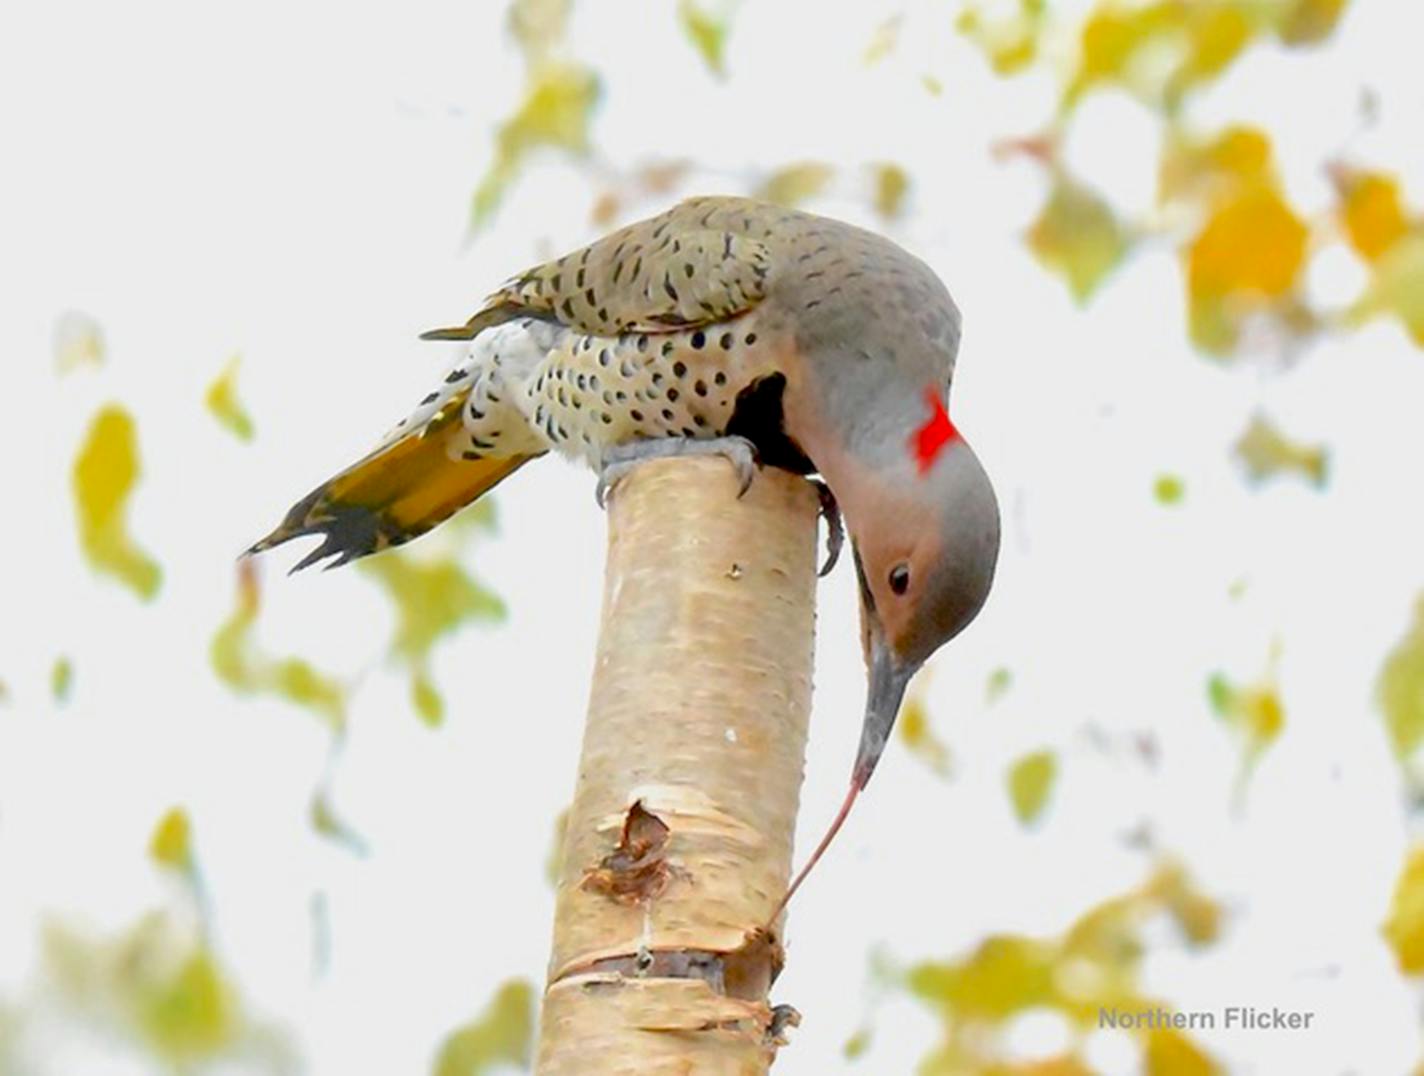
[691,331,706,349]
[725,373,813,473]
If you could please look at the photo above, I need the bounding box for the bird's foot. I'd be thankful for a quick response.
[812,480,844,577]
[595,435,760,508]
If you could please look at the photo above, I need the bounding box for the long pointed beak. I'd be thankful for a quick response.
[853,629,917,789]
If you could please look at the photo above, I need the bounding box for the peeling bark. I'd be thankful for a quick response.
[535,458,818,1074]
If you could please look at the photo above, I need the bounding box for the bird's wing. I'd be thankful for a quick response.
[421,198,772,341]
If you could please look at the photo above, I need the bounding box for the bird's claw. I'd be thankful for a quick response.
[595,436,760,509]
[813,480,843,577]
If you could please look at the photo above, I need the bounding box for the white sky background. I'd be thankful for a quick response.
[3,1,1424,1073]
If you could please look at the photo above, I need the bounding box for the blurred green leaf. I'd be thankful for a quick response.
[51,656,74,703]
[1007,749,1057,825]
[1379,596,1424,763]
[1350,234,1424,347]
[311,790,369,856]
[986,666,1013,703]
[1027,177,1129,302]
[1231,414,1328,487]
[205,355,255,442]
[43,914,251,1068]
[72,405,162,600]
[53,310,105,374]
[433,978,534,1076]
[842,1026,872,1060]
[136,951,235,1063]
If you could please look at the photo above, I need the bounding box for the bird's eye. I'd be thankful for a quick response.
[888,564,911,596]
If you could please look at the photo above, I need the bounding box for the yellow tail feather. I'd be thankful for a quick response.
[247,401,538,571]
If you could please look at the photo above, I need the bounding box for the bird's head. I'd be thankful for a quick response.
[837,391,1000,788]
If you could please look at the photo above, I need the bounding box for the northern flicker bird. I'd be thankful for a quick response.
[249,195,1000,899]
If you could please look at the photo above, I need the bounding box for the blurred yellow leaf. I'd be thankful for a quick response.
[899,696,952,777]
[1231,414,1328,487]
[508,0,569,63]
[1385,845,1424,974]
[359,551,505,727]
[1159,125,1272,205]
[756,163,833,208]
[864,15,901,65]
[51,656,74,703]
[1351,234,1424,347]
[957,0,1045,76]
[72,405,162,600]
[1008,749,1058,824]
[1333,168,1409,262]
[1145,1027,1220,1075]
[904,863,1221,1071]
[472,62,601,232]
[1148,862,1223,946]
[204,355,255,442]
[211,564,347,730]
[433,978,535,1076]
[871,163,910,219]
[1153,474,1185,505]
[53,310,105,374]
[678,0,732,78]
[1379,596,1424,763]
[1207,666,1283,803]
[1027,178,1129,302]
[1273,0,1349,45]
[358,545,506,656]
[412,669,445,727]
[1188,184,1307,298]
[1066,1,1282,111]
[910,936,1059,1022]
[149,808,192,871]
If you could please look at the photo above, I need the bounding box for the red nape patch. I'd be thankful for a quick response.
[911,385,959,473]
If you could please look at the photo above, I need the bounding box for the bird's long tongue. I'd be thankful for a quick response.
[766,639,914,925]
